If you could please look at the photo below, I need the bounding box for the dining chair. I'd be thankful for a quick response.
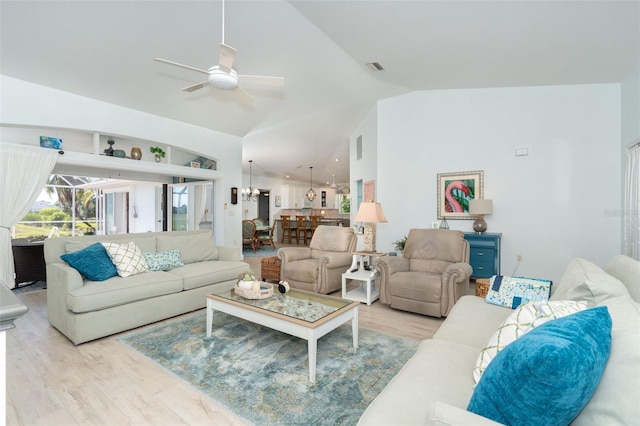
[256,224,276,250]
[242,219,258,252]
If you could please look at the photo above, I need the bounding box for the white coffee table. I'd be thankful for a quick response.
[206,285,359,382]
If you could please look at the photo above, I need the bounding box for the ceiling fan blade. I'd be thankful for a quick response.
[238,75,285,87]
[182,81,209,92]
[219,43,236,70]
[154,58,209,75]
[233,85,254,103]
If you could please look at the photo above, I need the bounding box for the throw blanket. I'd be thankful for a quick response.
[485,275,552,309]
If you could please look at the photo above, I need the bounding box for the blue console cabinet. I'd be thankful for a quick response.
[464,233,502,279]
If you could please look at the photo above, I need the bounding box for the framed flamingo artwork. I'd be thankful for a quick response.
[437,170,484,219]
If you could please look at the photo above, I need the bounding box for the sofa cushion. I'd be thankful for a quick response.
[169,260,250,291]
[551,257,630,304]
[358,339,480,426]
[143,249,184,271]
[605,254,640,302]
[60,242,118,282]
[65,236,157,255]
[433,296,512,349]
[485,275,552,309]
[102,241,149,278]
[156,231,219,264]
[67,271,183,313]
[473,300,589,383]
[468,306,612,426]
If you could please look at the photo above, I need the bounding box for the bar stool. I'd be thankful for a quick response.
[280,215,294,244]
[296,216,309,245]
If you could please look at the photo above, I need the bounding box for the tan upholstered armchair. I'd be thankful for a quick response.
[376,229,472,317]
[277,225,357,294]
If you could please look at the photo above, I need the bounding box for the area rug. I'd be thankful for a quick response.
[119,310,418,425]
[243,246,278,257]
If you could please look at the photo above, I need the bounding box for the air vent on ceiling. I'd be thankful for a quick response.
[366,62,384,71]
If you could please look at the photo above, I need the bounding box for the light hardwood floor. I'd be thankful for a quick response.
[6,253,447,425]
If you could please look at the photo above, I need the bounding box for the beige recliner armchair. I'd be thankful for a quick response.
[277,225,357,294]
[376,229,472,317]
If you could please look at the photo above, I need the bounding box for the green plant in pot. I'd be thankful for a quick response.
[393,236,407,253]
[150,146,166,162]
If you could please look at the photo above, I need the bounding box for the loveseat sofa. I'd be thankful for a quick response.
[358,255,640,425]
[44,230,249,345]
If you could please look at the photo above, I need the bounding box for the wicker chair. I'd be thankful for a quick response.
[242,220,258,252]
[256,224,276,250]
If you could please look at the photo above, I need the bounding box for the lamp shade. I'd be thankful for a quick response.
[469,199,493,215]
[354,202,388,223]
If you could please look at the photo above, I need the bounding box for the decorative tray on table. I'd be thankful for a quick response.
[234,282,274,299]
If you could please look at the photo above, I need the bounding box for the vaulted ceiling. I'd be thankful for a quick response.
[1,1,638,185]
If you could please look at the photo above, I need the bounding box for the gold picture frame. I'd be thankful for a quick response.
[437,170,484,219]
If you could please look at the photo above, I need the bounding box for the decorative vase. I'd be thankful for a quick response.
[154,155,162,163]
[131,147,142,160]
[104,140,115,156]
[238,280,253,290]
[113,149,126,158]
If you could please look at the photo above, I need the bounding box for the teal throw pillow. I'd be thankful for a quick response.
[60,242,118,281]
[467,306,612,426]
[144,249,184,271]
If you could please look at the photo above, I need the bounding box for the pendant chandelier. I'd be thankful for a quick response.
[305,166,317,201]
[242,160,260,202]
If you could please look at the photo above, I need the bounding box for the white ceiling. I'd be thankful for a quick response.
[1,0,638,186]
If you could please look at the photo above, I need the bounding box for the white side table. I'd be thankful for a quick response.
[341,251,386,305]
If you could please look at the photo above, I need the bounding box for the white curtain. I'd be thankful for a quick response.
[0,143,58,288]
[624,143,640,260]
[194,184,207,229]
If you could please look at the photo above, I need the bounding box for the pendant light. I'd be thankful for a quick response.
[242,160,260,202]
[305,166,317,201]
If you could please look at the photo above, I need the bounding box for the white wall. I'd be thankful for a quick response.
[0,76,244,248]
[355,83,621,283]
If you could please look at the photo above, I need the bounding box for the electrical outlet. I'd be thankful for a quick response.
[516,255,523,262]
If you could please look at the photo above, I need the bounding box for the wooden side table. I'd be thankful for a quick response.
[341,251,386,305]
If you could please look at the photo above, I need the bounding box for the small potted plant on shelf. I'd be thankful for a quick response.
[393,236,407,254]
[149,146,165,162]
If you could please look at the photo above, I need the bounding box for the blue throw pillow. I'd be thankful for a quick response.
[467,306,612,426]
[143,249,184,271]
[60,242,118,281]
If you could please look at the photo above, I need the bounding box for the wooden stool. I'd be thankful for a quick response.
[261,256,281,282]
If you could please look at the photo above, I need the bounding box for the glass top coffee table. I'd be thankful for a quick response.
[206,285,359,382]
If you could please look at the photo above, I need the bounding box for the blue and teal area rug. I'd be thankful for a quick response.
[243,246,278,257]
[119,311,418,425]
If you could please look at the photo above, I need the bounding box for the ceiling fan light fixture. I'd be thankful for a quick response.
[208,67,238,90]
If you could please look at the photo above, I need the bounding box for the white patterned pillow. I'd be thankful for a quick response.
[101,241,149,278]
[143,249,184,271]
[473,300,589,383]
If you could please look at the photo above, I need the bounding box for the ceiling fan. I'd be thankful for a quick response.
[154,0,284,102]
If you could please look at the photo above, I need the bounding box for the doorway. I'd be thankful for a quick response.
[258,190,270,224]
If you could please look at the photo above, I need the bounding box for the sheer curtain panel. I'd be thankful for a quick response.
[625,142,640,260]
[0,143,58,288]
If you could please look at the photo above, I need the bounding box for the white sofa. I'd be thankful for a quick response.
[358,255,640,425]
[44,230,249,345]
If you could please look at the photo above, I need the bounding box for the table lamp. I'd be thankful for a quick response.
[354,202,388,252]
[469,199,493,233]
